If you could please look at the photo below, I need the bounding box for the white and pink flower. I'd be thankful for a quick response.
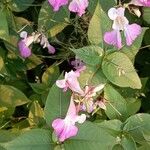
[52,96,86,142]
[56,70,84,94]
[104,7,142,49]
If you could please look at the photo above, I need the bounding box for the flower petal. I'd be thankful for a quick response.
[56,79,67,89]
[59,124,78,142]
[18,40,31,58]
[48,0,68,11]
[52,118,65,137]
[130,0,150,7]
[104,30,122,49]
[108,8,118,20]
[69,0,89,17]
[124,24,142,46]
[47,44,55,54]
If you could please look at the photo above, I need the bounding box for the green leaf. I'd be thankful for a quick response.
[42,66,59,87]
[44,74,71,124]
[28,101,44,127]
[123,113,150,145]
[0,57,4,72]
[88,2,111,46]
[64,121,117,150]
[71,46,104,66]
[121,28,147,61]
[104,84,127,120]
[120,135,137,150]
[9,0,34,12]
[2,129,53,150]
[0,85,29,107]
[79,65,107,88]
[143,8,150,24]
[138,144,150,150]
[29,83,48,94]
[38,1,69,37]
[0,10,9,41]
[102,52,142,89]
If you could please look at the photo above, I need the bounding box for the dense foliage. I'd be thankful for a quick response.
[0,0,150,149]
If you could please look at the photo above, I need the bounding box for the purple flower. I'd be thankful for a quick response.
[52,97,86,142]
[104,7,142,49]
[130,0,150,6]
[48,0,68,11]
[18,40,32,58]
[71,59,86,74]
[56,70,84,94]
[69,0,89,17]
[18,31,35,58]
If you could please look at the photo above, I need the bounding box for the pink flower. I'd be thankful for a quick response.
[130,0,150,6]
[52,97,86,142]
[48,0,68,11]
[69,0,89,16]
[104,7,141,49]
[56,70,84,94]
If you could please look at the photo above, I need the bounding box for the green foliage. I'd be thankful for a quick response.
[102,52,142,89]
[44,74,71,124]
[71,45,104,66]
[1,129,53,150]
[0,0,150,149]
[38,1,69,37]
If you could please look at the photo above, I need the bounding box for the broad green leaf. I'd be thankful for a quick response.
[121,28,147,61]
[42,66,59,87]
[104,84,127,120]
[126,98,141,116]
[29,83,48,94]
[88,2,111,46]
[79,65,107,88]
[2,129,53,150]
[0,85,29,107]
[0,57,4,72]
[98,119,123,132]
[38,1,69,37]
[0,10,9,41]
[9,0,34,12]
[28,101,44,127]
[71,46,104,66]
[99,0,116,12]
[143,8,150,24]
[44,74,71,124]
[64,121,117,150]
[120,135,137,150]
[102,52,142,89]
[123,113,150,145]
[0,130,19,143]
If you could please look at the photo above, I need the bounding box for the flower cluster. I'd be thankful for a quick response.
[52,61,106,142]
[18,31,55,58]
[48,0,89,17]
